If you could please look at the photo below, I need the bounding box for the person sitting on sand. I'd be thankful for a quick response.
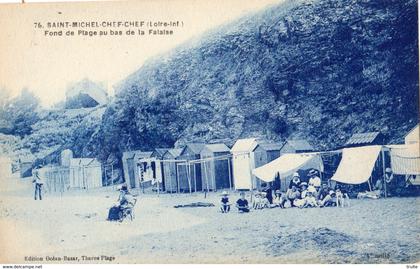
[317,183,330,201]
[236,192,250,213]
[300,189,318,208]
[260,192,270,209]
[318,190,337,207]
[220,191,231,213]
[273,190,285,208]
[284,185,301,207]
[300,182,308,198]
[374,178,384,197]
[262,183,273,204]
[252,192,262,209]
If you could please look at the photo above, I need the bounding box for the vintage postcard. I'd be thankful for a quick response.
[0,0,419,265]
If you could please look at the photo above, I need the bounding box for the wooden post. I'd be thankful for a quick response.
[381,147,387,198]
[227,157,232,190]
[204,160,209,193]
[367,176,373,191]
[193,162,197,193]
[176,163,180,193]
[187,162,192,194]
[249,152,254,203]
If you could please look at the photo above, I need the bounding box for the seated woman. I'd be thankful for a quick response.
[108,185,136,221]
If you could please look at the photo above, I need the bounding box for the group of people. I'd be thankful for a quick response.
[219,169,350,213]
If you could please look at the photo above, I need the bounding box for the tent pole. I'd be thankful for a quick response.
[227,157,232,190]
[187,161,192,195]
[249,152,254,203]
[194,162,197,193]
[203,160,208,198]
[167,163,172,195]
[206,160,210,193]
[381,147,387,198]
[176,163,180,194]
[367,176,372,192]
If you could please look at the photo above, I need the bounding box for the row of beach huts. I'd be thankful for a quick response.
[121,125,420,193]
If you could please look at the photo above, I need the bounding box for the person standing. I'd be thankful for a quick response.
[308,169,321,191]
[264,183,273,204]
[384,168,394,196]
[32,165,45,200]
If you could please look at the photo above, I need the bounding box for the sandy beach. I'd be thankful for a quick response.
[0,177,419,264]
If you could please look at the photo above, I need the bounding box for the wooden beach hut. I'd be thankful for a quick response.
[176,143,206,193]
[279,139,314,154]
[200,143,232,191]
[151,148,170,191]
[162,148,183,193]
[253,142,283,189]
[122,150,143,189]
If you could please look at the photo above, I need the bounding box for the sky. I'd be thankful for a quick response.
[0,0,283,107]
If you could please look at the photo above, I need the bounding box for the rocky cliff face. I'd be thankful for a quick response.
[89,0,418,162]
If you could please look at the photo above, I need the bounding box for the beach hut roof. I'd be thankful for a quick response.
[203,143,230,153]
[165,148,183,159]
[345,132,381,146]
[182,143,206,155]
[231,138,259,153]
[70,158,100,167]
[152,148,170,158]
[256,142,283,152]
[286,139,314,151]
[122,150,142,159]
[135,151,153,159]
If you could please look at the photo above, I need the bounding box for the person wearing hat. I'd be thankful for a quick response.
[300,182,308,199]
[236,192,250,213]
[288,172,301,189]
[220,191,231,213]
[273,190,285,208]
[32,165,45,200]
[384,167,394,196]
[308,169,321,190]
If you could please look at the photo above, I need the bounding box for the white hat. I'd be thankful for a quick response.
[222,191,229,196]
[293,172,300,178]
[385,167,392,173]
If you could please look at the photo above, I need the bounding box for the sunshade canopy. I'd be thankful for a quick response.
[331,145,382,184]
[252,153,323,182]
[387,144,420,175]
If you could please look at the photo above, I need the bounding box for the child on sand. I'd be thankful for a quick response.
[220,191,231,213]
[236,192,250,213]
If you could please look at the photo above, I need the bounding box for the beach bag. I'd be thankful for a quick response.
[107,206,121,221]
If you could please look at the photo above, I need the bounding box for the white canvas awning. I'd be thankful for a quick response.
[252,153,323,182]
[331,145,382,184]
[387,144,420,175]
